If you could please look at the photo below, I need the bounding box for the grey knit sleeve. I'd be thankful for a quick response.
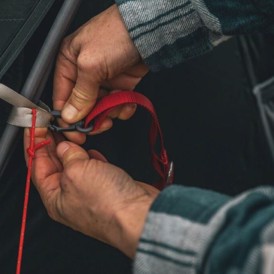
[134,185,274,274]
[115,0,274,71]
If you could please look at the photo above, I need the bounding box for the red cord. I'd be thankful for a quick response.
[16,109,50,274]
[15,92,172,272]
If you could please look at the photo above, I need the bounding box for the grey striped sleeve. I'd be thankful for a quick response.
[133,185,274,274]
[115,0,274,70]
[133,186,230,274]
[115,0,227,70]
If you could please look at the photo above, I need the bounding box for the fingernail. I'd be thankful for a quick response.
[62,104,78,122]
[126,103,137,112]
[129,103,137,109]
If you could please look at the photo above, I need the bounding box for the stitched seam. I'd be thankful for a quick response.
[128,1,191,33]
[133,9,195,41]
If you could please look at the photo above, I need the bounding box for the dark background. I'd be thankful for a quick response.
[0,1,274,273]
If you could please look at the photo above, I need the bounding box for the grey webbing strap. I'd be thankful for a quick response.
[0,84,52,127]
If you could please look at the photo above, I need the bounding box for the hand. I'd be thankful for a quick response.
[53,4,149,144]
[24,128,159,258]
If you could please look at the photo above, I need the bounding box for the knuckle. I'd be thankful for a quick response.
[77,53,107,80]
[65,165,77,181]
[61,36,70,49]
[88,158,100,170]
[47,208,57,221]
[46,203,59,221]
[71,87,93,105]
[59,36,79,62]
[77,53,97,70]
[63,161,84,183]
[119,104,137,120]
[44,192,66,223]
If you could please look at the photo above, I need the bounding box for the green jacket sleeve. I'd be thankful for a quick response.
[134,185,274,274]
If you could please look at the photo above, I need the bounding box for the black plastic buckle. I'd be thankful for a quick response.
[49,110,93,134]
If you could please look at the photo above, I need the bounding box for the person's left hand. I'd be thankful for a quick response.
[24,128,159,258]
[53,5,148,144]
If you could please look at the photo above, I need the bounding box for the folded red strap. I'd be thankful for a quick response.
[84,91,174,189]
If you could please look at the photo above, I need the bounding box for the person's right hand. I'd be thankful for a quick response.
[53,4,149,144]
[24,128,159,258]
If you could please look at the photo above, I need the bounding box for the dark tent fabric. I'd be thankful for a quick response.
[0,0,55,80]
[1,1,274,273]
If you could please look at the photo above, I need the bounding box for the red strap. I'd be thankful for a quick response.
[84,91,174,189]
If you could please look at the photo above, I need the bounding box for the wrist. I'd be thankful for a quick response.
[111,183,159,258]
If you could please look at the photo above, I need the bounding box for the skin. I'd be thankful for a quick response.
[25,4,157,257]
[24,128,159,258]
[53,4,149,144]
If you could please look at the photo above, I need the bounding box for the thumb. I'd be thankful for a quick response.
[61,73,99,124]
[57,141,89,168]
[88,149,108,162]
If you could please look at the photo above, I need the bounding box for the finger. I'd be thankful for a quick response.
[106,89,137,120]
[24,128,60,168]
[54,39,101,124]
[55,86,111,142]
[57,141,89,168]
[24,127,48,162]
[55,118,87,144]
[105,63,149,91]
[118,103,137,120]
[88,149,108,162]
[89,118,113,135]
[24,128,63,202]
[89,104,135,134]
[61,61,100,124]
[107,105,123,119]
[63,131,86,144]
[53,40,77,112]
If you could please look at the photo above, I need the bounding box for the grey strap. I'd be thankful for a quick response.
[0,83,52,127]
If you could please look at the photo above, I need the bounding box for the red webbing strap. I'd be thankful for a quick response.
[84,91,173,189]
